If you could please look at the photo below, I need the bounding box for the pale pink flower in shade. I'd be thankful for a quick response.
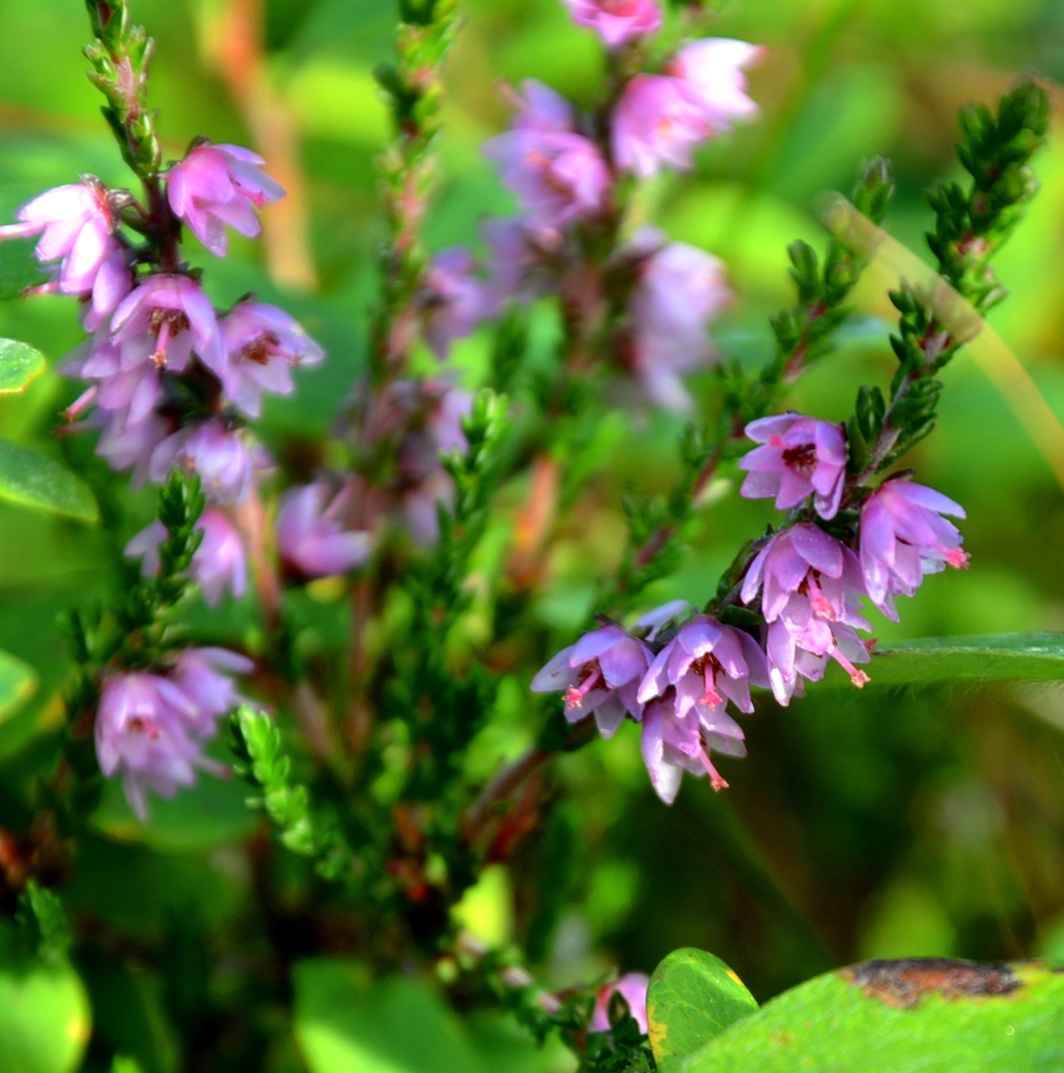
[126,507,248,607]
[110,274,224,375]
[95,672,203,820]
[564,0,662,48]
[637,615,769,720]
[639,693,747,803]
[277,482,372,579]
[422,249,495,361]
[611,75,713,178]
[741,524,872,702]
[669,39,762,131]
[150,420,266,505]
[169,647,254,737]
[590,973,650,1034]
[627,230,731,410]
[167,142,284,257]
[859,478,969,621]
[219,300,324,417]
[82,244,134,332]
[483,80,611,229]
[531,622,653,739]
[739,413,848,520]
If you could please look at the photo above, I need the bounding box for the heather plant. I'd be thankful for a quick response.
[0,1,1062,1072]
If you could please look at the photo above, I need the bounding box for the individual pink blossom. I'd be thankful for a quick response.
[531,622,653,739]
[422,249,494,360]
[564,0,662,48]
[627,232,730,409]
[739,413,848,519]
[741,524,872,702]
[95,671,204,820]
[484,80,611,229]
[611,75,713,177]
[110,274,224,375]
[668,39,762,130]
[859,478,969,621]
[590,973,650,1034]
[167,142,284,257]
[150,420,265,505]
[169,647,254,737]
[126,506,248,606]
[219,300,324,417]
[277,482,372,579]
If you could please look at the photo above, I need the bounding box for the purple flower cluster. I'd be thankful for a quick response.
[534,409,970,802]
[96,648,252,819]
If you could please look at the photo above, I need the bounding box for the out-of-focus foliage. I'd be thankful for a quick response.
[0,3,1061,1072]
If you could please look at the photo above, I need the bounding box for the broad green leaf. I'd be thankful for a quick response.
[0,647,36,722]
[647,948,758,1073]
[0,442,98,521]
[684,958,1064,1073]
[0,338,46,393]
[0,238,46,300]
[0,926,91,1073]
[866,633,1064,686]
[293,959,489,1073]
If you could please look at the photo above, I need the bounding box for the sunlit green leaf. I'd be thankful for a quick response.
[0,442,97,521]
[647,948,758,1073]
[293,959,489,1073]
[684,958,1064,1073]
[0,338,46,393]
[865,633,1064,686]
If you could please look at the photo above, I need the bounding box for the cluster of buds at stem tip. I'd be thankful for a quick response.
[534,410,969,803]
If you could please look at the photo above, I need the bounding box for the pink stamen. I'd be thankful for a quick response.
[62,385,99,422]
[152,319,172,367]
[830,646,870,688]
[698,749,728,791]
[946,548,970,569]
[23,280,60,299]
[564,669,602,711]
[768,433,785,448]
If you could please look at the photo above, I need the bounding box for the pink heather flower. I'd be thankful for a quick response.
[739,413,848,520]
[531,623,653,739]
[741,524,872,703]
[590,973,650,1034]
[167,142,284,257]
[611,75,713,178]
[668,39,762,131]
[484,81,611,229]
[169,647,254,737]
[95,672,204,820]
[564,0,662,48]
[422,249,494,361]
[111,274,224,376]
[628,231,731,410]
[150,421,265,505]
[277,482,372,579]
[859,478,969,621]
[126,506,248,607]
[219,300,324,417]
[637,615,768,720]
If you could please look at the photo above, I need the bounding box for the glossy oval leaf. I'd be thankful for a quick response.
[647,948,758,1073]
[0,928,92,1073]
[0,442,98,522]
[684,958,1064,1073]
[866,633,1064,686]
[0,339,46,393]
[0,648,36,723]
[293,959,489,1073]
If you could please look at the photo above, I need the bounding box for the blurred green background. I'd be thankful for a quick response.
[0,0,1063,1040]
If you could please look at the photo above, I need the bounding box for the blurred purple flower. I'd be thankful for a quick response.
[277,481,372,579]
[484,80,611,229]
[564,0,661,47]
[611,75,712,177]
[220,300,324,417]
[150,420,265,505]
[859,478,969,621]
[126,506,248,607]
[111,274,224,375]
[169,647,254,737]
[167,142,284,257]
[590,973,650,1034]
[627,230,730,410]
[739,413,848,519]
[422,249,494,360]
[741,524,871,702]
